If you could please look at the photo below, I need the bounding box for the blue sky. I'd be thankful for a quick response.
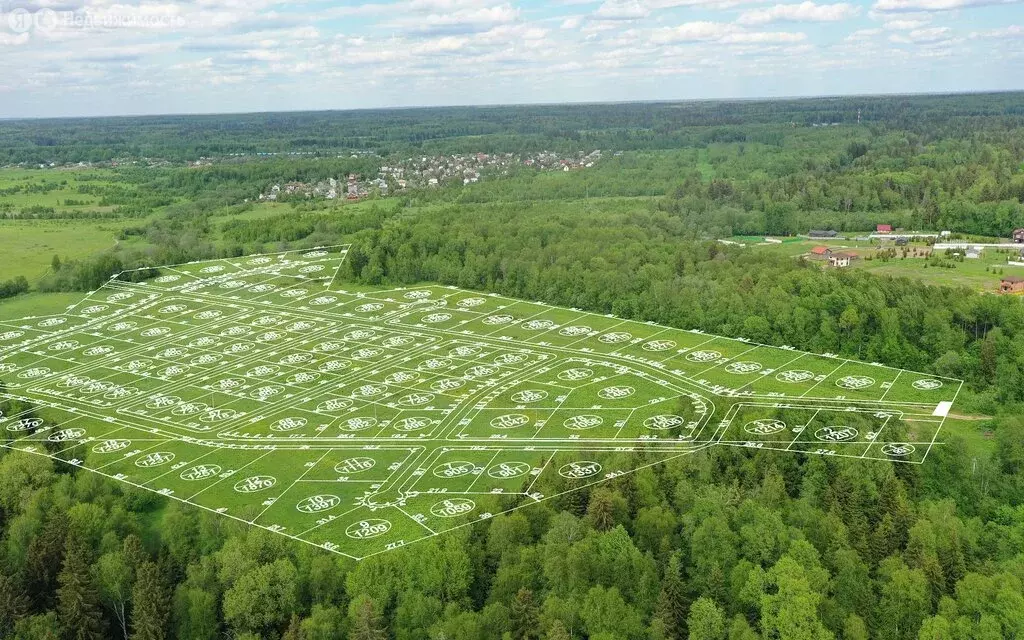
[0,0,1021,117]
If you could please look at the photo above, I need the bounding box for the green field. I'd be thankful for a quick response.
[0,168,121,212]
[0,247,962,559]
[0,220,123,281]
[728,236,1024,292]
[858,248,1024,291]
[0,292,83,318]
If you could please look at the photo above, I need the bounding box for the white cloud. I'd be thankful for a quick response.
[385,2,520,34]
[738,2,860,25]
[650,21,737,43]
[0,0,1015,117]
[593,0,649,20]
[646,0,775,7]
[722,30,808,42]
[883,18,931,28]
[873,0,1021,12]
[970,25,1023,38]
[650,21,807,44]
[845,27,883,40]
[0,32,32,45]
[172,57,214,70]
[226,48,287,62]
[889,26,952,42]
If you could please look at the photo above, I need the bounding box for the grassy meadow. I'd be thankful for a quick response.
[0,220,123,282]
[729,235,1024,292]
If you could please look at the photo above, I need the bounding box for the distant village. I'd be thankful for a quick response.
[254,150,604,202]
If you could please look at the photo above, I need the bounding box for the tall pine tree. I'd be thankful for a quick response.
[56,536,106,640]
[0,573,30,636]
[654,552,688,640]
[130,561,170,640]
[25,512,68,611]
[510,588,540,640]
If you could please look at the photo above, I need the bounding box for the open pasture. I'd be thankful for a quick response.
[0,246,961,559]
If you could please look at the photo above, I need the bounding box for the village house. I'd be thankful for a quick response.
[809,229,837,238]
[1000,276,1024,294]
[829,252,854,268]
[876,224,892,234]
[809,246,832,260]
[1014,228,1024,243]
[253,150,603,202]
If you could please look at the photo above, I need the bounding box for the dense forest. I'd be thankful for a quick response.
[3,94,1024,640]
[2,92,1024,163]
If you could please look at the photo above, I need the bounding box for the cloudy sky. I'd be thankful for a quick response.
[0,0,1021,117]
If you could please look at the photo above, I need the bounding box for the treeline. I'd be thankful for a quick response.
[2,92,1024,164]
[0,209,145,221]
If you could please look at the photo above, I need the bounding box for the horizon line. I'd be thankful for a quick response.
[2,88,1023,123]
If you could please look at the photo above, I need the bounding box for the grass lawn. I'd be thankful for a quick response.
[0,292,83,319]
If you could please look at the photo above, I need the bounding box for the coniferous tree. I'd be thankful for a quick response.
[122,535,147,576]
[130,561,170,640]
[281,613,303,640]
[0,573,30,637]
[25,512,69,611]
[872,514,900,562]
[655,553,688,640]
[546,620,572,640]
[56,536,106,640]
[348,596,387,640]
[510,588,540,640]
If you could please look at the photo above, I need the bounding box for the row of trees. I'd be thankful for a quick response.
[2,92,1023,163]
